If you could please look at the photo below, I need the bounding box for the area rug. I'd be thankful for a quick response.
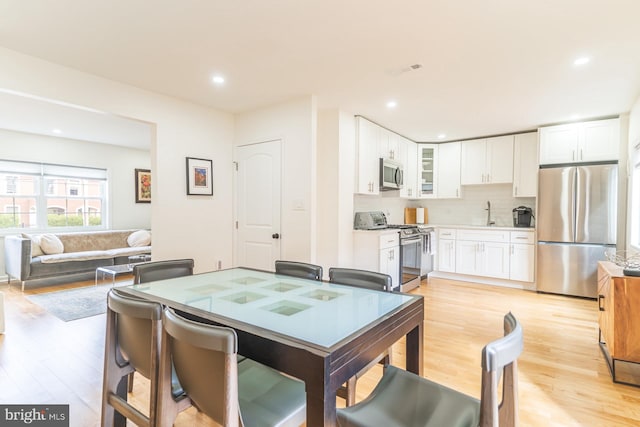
[26,285,113,322]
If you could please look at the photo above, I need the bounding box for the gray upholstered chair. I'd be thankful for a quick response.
[328,267,393,406]
[337,312,524,427]
[133,258,195,285]
[157,307,306,427]
[101,288,163,427]
[127,258,195,392]
[275,260,323,281]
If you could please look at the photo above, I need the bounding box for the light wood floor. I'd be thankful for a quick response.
[2,276,640,426]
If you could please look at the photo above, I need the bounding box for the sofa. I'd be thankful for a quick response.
[4,229,151,291]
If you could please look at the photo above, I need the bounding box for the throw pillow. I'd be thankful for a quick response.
[39,234,65,255]
[22,233,44,257]
[128,229,151,247]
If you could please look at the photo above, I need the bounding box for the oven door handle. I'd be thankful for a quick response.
[401,237,422,245]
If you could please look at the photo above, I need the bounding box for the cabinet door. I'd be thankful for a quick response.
[482,242,510,279]
[460,139,487,185]
[400,138,418,199]
[437,239,456,272]
[437,142,461,198]
[455,240,481,275]
[580,118,619,162]
[379,246,400,289]
[509,243,535,282]
[597,265,614,351]
[419,144,437,197]
[355,118,380,195]
[513,132,538,197]
[486,135,514,184]
[539,123,579,165]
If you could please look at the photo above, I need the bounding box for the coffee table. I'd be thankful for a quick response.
[95,264,136,286]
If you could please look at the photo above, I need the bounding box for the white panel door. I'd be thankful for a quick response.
[513,132,538,197]
[483,242,510,279]
[510,243,535,282]
[486,135,514,184]
[580,118,619,162]
[236,141,281,271]
[539,124,579,165]
[460,139,487,185]
[437,142,461,198]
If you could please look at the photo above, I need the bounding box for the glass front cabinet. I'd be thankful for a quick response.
[418,144,437,198]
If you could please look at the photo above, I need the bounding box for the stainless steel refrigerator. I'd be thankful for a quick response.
[537,163,618,298]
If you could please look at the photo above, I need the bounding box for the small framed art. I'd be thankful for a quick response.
[186,157,213,196]
[135,169,151,203]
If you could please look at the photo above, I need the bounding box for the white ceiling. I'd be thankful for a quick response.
[0,0,639,144]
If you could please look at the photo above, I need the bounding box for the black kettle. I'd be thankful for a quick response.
[512,206,534,227]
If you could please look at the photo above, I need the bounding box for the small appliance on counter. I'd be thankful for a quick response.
[512,206,534,227]
[354,211,388,230]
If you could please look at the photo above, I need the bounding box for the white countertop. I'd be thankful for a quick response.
[425,224,535,232]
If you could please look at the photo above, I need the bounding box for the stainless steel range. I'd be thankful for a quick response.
[354,211,434,292]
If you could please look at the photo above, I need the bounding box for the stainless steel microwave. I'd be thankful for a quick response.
[380,158,403,190]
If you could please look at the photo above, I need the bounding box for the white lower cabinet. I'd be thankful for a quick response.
[509,231,535,282]
[437,227,535,284]
[455,233,510,279]
[353,231,401,290]
[437,229,456,272]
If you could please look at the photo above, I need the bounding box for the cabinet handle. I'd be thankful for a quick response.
[598,295,605,311]
[514,186,518,196]
[481,174,485,183]
[580,148,583,160]
[389,249,394,261]
[487,174,491,183]
[572,150,575,161]
[511,244,514,255]
[456,188,459,197]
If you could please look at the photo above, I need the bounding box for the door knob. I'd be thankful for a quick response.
[272,233,280,239]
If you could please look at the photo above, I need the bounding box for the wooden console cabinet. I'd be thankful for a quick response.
[597,261,640,386]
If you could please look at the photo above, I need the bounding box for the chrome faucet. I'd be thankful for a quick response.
[486,201,495,226]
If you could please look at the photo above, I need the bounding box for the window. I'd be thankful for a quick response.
[0,160,107,231]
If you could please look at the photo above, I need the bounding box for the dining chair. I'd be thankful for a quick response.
[127,258,195,392]
[275,260,323,281]
[101,288,163,427]
[328,267,393,406]
[133,258,195,285]
[157,307,307,427]
[336,312,524,427]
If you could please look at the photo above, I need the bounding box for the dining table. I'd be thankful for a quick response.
[117,267,424,427]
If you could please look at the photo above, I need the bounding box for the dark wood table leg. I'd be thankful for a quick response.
[113,376,127,427]
[306,383,337,427]
[405,321,424,376]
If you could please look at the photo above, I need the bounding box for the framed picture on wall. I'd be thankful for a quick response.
[135,169,151,203]
[186,157,213,195]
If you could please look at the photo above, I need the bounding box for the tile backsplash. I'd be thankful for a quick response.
[354,184,536,227]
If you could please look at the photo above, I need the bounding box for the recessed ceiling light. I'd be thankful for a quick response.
[52,129,62,134]
[437,134,446,139]
[573,57,590,66]
[211,75,225,85]
[386,100,397,109]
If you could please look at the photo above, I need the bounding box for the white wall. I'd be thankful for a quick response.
[0,47,235,273]
[316,109,355,273]
[627,96,640,251]
[234,96,316,263]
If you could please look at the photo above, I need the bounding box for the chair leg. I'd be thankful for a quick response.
[346,376,358,407]
[128,372,134,393]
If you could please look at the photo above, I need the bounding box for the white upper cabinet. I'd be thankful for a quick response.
[400,137,418,199]
[355,117,380,195]
[436,142,461,198]
[418,144,437,198]
[379,128,399,160]
[512,132,538,197]
[461,136,514,185]
[539,118,620,165]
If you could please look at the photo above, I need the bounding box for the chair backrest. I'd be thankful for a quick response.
[162,307,240,426]
[133,259,195,284]
[275,260,323,281]
[479,312,523,427]
[107,288,163,380]
[328,267,392,292]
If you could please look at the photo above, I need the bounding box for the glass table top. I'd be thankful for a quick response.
[123,267,417,349]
